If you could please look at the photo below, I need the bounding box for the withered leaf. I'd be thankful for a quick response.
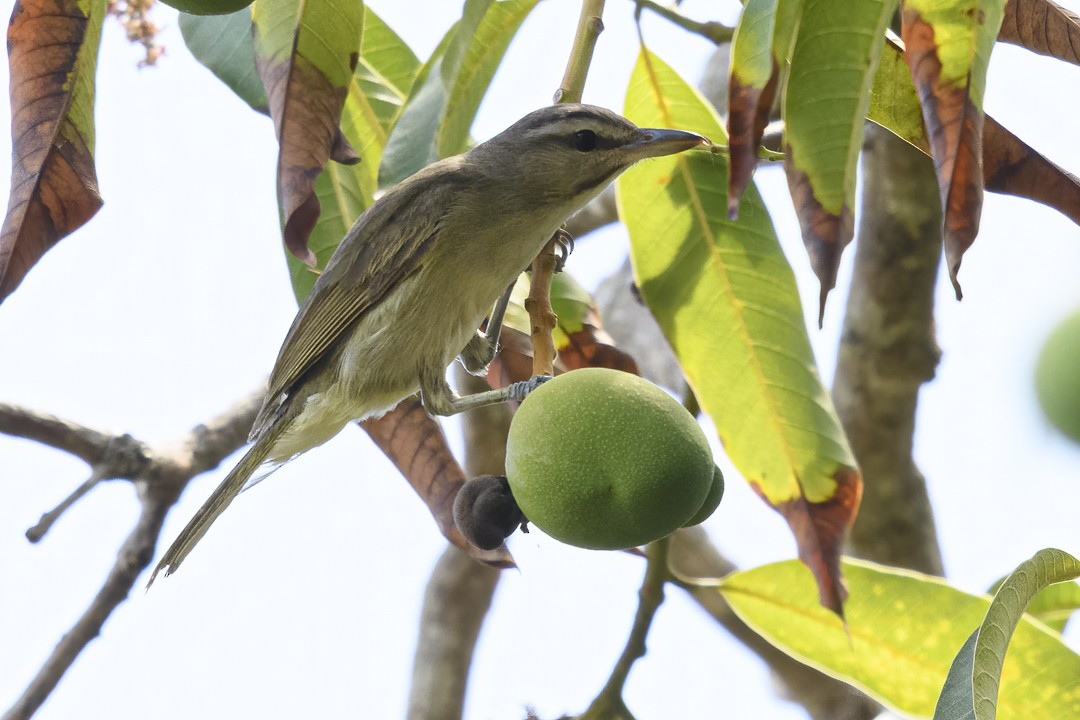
[783,161,855,328]
[253,2,362,268]
[728,69,779,220]
[874,36,1080,233]
[902,9,985,299]
[984,116,1080,223]
[360,398,514,567]
[753,467,863,615]
[999,0,1080,65]
[1,0,105,303]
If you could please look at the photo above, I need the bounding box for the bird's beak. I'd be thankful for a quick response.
[623,127,709,160]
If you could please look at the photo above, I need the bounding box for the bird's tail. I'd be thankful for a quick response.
[147,420,286,587]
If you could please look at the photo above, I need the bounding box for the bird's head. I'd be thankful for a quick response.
[469,103,708,207]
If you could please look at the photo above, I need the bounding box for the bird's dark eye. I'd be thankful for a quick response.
[573,129,598,152]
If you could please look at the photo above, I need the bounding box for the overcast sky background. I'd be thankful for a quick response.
[2,1,1079,718]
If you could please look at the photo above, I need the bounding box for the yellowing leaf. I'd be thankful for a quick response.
[720,558,1080,720]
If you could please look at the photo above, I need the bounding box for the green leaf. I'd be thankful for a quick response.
[618,49,859,615]
[987,577,1080,635]
[179,8,268,112]
[356,6,422,130]
[964,549,1080,720]
[719,558,1080,719]
[782,0,897,319]
[379,0,539,185]
[868,37,930,153]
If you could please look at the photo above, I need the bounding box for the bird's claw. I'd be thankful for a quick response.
[508,374,553,403]
[553,228,574,272]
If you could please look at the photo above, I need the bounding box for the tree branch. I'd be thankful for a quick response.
[3,493,171,720]
[406,370,508,720]
[1,388,265,720]
[833,125,945,576]
[580,539,670,720]
[0,404,122,467]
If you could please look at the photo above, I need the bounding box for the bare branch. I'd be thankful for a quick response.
[4,491,171,720]
[25,472,106,543]
[407,545,500,720]
[834,126,945,575]
[0,404,118,466]
[2,387,267,720]
[183,388,264,476]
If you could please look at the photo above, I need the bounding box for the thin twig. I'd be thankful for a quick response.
[554,0,606,104]
[629,0,734,45]
[3,493,171,720]
[529,0,609,375]
[25,471,107,543]
[580,537,670,720]
[527,238,562,376]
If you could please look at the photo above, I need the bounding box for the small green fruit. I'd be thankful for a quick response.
[1036,309,1080,444]
[158,0,253,16]
[506,368,717,550]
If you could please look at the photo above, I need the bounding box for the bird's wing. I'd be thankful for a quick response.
[253,162,473,433]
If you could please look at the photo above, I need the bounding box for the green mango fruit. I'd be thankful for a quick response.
[506,368,720,550]
[1036,308,1080,445]
[159,0,253,16]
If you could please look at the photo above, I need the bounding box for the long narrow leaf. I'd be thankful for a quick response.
[901,0,1006,298]
[782,0,897,323]
[618,49,860,616]
[379,0,539,185]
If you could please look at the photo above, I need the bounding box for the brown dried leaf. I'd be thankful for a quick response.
[999,0,1080,64]
[255,51,360,267]
[984,116,1080,222]
[753,467,863,615]
[783,161,855,327]
[727,69,779,220]
[902,10,985,300]
[360,399,514,567]
[1,0,104,303]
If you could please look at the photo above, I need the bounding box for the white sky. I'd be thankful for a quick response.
[1,1,1079,719]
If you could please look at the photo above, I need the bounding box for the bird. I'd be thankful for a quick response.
[149,103,707,583]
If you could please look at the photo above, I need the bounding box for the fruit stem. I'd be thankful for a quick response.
[580,537,670,719]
